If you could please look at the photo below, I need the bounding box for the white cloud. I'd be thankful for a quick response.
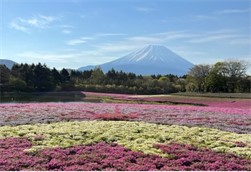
[9,14,58,32]
[188,8,249,23]
[190,15,217,21]
[117,31,198,47]
[66,33,126,45]
[127,36,161,43]
[27,15,57,28]
[9,20,29,33]
[216,9,249,14]
[187,34,243,43]
[67,39,87,45]
[153,31,198,41]
[66,37,94,45]
[62,29,72,34]
[95,44,139,53]
[59,25,74,34]
[96,33,126,37]
[60,25,74,28]
[135,7,155,12]
[39,15,56,22]
[16,50,113,69]
[17,51,75,62]
[228,38,251,45]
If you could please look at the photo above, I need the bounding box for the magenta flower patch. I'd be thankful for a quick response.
[0,137,251,171]
[0,102,250,133]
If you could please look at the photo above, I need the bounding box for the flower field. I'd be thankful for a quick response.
[0,98,251,170]
[1,102,250,133]
[83,91,251,109]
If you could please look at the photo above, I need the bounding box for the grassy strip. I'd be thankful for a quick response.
[101,97,207,106]
[172,92,251,99]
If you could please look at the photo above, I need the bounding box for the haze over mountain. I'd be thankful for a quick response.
[0,59,17,69]
[79,45,194,76]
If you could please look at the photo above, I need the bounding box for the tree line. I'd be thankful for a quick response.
[186,61,250,93]
[0,60,250,94]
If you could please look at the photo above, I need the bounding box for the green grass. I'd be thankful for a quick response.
[172,92,251,99]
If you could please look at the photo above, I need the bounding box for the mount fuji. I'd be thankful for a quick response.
[78,45,194,76]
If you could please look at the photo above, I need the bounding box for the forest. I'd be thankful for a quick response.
[0,60,250,94]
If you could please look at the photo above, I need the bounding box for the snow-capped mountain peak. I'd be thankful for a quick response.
[79,45,194,76]
[112,44,191,65]
[137,45,175,62]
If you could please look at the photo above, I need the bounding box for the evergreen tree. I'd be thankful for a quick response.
[51,68,61,85]
[0,65,10,84]
[34,63,54,91]
[60,68,70,83]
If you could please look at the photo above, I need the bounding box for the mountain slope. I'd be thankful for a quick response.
[79,45,194,75]
[0,59,17,69]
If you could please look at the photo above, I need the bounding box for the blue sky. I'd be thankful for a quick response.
[1,0,250,71]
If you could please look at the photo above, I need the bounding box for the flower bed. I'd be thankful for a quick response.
[0,99,251,171]
[0,138,250,171]
[0,103,250,133]
[0,121,250,158]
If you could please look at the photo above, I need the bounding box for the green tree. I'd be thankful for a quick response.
[206,61,249,93]
[187,64,211,92]
[206,62,227,92]
[9,78,27,92]
[10,63,36,91]
[34,63,54,91]
[235,77,251,92]
[90,67,105,85]
[60,68,70,83]
[224,60,248,92]
[158,76,174,93]
[51,68,61,86]
[0,65,10,84]
[175,78,186,92]
[21,63,35,91]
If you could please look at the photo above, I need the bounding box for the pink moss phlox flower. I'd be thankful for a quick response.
[0,138,251,171]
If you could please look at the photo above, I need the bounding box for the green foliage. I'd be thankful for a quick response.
[51,68,61,86]
[60,68,70,83]
[0,60,249,93]
[187,64,211,92]
[90,67,105,84]
[34,63,55,91]
[9,77,27,92]
[1,63,72,92]
[69,69,180,94]
[187,60,250,93]
[0,65,10,84]
[206,65,226,92]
